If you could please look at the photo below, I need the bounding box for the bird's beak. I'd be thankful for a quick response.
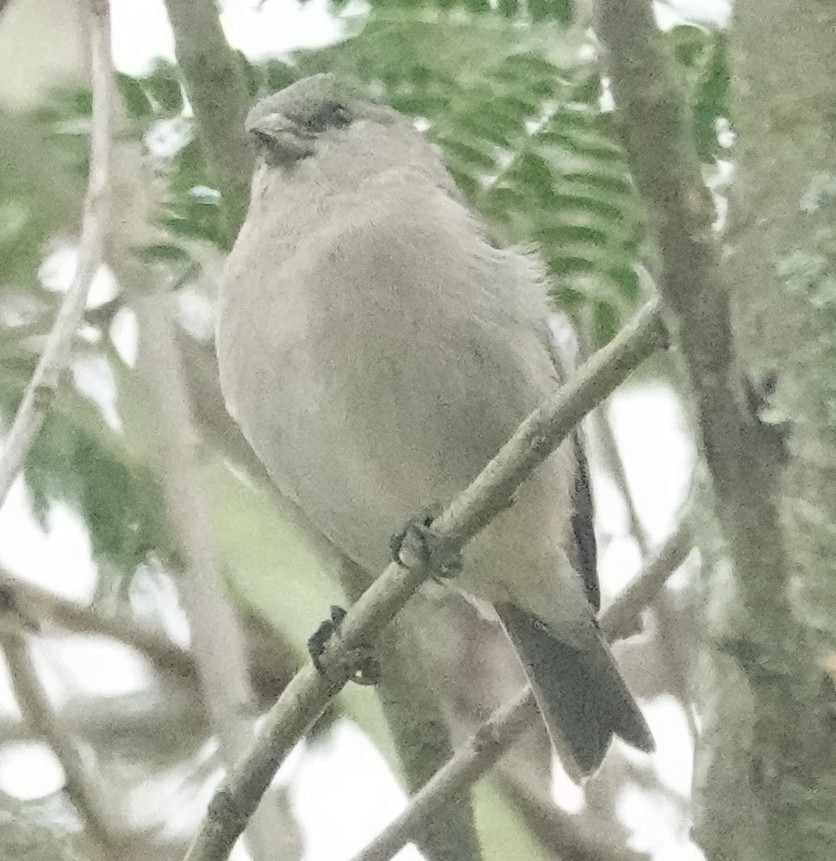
[246,111,315,163]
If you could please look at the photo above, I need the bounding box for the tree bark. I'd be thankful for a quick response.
[695,2,836,858]
[594,1,836,858]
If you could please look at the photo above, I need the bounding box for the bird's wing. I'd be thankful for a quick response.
[541,324,600,611]
[570,437,600,612]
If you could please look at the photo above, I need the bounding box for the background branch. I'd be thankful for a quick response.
[594,0,786,592]
[183,301,666,861]
[162,0,252,233]
[137,296,298,861]
[0,563,298,711]
[337,558,482,861]
[599,517,694,642]
[0,621,133,856]
[0,564,194,676]
[0,0,113,506]
[595,2,836,858]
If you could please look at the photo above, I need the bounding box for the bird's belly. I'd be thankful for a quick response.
[218,276,575,608]
[252,338,524,573]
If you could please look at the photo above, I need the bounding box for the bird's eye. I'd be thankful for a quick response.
[300,104,350,135]
[331,104,350,126]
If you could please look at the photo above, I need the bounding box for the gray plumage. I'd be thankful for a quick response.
[216,73,653,779]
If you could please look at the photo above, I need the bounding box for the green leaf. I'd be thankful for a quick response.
[143,61,185,113]
[694,32,730,159]
[116,73,154,119]
[437,136,498,172]
[138,243,191,264]
[536,223,611,249]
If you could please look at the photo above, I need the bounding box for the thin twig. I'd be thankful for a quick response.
[591,406,651,555]
[496,772,647,861]
[0,623,133,856]
[137,298,292,861]
[0,0,114,506]
[599,517,695,642]
[591,409,697,732]
[0,564,194,677]
[356,689,538,861]
[350,523,693,861]
[182,300,666,861]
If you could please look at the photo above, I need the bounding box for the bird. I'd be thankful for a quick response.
[215,73,654,780]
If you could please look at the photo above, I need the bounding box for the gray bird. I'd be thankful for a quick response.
[216,73,654,779]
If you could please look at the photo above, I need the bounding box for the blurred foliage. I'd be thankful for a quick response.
[0,108,82,294]
[0,349,168,572]
[668,23,730,161]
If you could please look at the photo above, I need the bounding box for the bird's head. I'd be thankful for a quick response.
[245,74,399,167]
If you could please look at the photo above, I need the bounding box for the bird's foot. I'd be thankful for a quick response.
[390,506,462,580]
[307,605,381,687]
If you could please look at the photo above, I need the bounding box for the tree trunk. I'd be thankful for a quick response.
[693,3,836,859]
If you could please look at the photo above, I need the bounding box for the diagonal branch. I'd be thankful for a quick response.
[599,516,694,642]
[0,564,194,677]
[354,689,537,861]
[182,300,667,861]
[0,0,114,507]
[350,521,694,861]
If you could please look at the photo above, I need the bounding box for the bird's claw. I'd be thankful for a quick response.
[342,645,381,686]
[307,605,381,687]
[390,506,463,580]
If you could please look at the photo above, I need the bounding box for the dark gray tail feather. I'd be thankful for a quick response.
[496,602,654,779]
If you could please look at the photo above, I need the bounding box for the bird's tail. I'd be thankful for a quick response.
[496,602,654,780]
